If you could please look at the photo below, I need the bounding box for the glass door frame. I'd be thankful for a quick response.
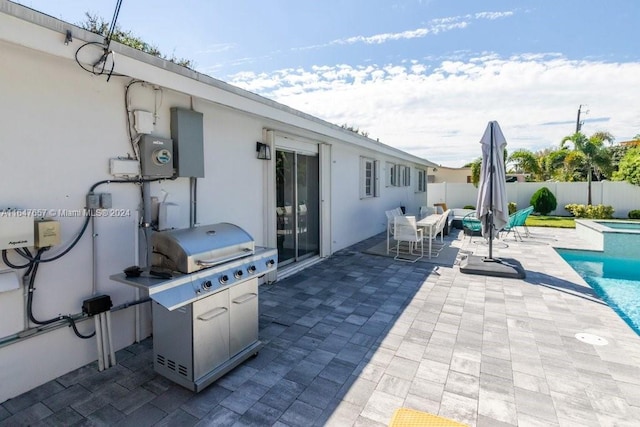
[275,148,319,267]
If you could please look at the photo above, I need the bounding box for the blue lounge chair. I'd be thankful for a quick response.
[462,211,482,241]
[502,206,533,241]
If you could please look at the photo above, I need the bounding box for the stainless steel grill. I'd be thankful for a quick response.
[111,223,277,392]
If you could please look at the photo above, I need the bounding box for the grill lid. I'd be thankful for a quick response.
[151,223,255,273]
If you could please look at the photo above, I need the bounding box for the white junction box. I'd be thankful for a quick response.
[0,211,34,250]
[110,158,140,177]
[133,110,154,134]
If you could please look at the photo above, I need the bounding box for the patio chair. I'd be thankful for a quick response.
[462,211,482,241]
[385,209,398,253]
[502,206,534,241]
[393,215,424,262]
[424,209,450,257]
[419,205,435,218]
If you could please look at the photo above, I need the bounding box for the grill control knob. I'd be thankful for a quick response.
[266,259,275,267]
[219,275,229,285]
[247,265,257,274]
[234,270,244,279]
[202,280,212,290]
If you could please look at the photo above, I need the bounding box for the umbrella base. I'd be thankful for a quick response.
[459,255,526,279]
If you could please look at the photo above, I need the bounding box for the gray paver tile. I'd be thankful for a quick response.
[375,374,411,399]
[385,356,419,381]
[258,378,305,412]
[445,371,479,400]
[297,376,342,410]
[154,409,198,427]
[0,402,52,426]
[86,404,125,426]
[340,377,376,407]
[360,390,404,425]
[514,386,558,424]
[279,400,323,426]
[42,383,91,412]
[180,384,232,419]
[1,380,65,414]
[439,391,477,427]
[116,402,166,427]
[112,387,156,415]
[194,405,240,427]
[235,401,283,426]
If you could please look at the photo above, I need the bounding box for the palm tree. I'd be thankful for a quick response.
[508,149,542,180]
[560,131,614,204]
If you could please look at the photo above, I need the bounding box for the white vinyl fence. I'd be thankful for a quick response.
[427,181,640,218]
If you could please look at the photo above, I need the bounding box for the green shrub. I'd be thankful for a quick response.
[530,187,557,215]
[508,202,517,215]
[463,205,475,209]
[628,210,640,219]
[565,204,614,219]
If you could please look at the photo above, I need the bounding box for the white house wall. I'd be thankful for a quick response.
[0,4,435,401]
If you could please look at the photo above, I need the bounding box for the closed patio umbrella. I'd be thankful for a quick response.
[476,121,509,260]
[461,121,525,278]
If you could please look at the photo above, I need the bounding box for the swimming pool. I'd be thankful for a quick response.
[576,219,640,258]
[557,248,640,336]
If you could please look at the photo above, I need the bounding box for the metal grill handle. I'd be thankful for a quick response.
[196,251,250,267]
[197,307,228,321]
[232,293,257,305]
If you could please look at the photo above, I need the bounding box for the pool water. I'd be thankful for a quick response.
[557,249,640,336]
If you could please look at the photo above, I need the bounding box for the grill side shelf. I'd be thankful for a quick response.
[109,247,277,311]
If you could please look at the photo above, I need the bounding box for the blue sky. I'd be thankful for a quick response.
[15,0,640,167]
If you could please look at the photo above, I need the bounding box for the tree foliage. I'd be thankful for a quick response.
[340,124,369,137]
[469,157,482,187]
[79,13,193,68]
[508,149,542,180]
[613,147,640,186]
[560,131,613,204]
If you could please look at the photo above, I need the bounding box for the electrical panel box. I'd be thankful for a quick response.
[170,108,204,178]
[0,211,34,250]
[139,135,174,178]
[34,219,61,248]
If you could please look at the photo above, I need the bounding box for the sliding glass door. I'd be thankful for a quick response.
[276,149,319,266]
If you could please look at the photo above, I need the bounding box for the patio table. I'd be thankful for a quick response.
[417,214,442,258]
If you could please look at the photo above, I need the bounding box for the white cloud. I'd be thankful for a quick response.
[229,55,640,167]
[293,10,513,51]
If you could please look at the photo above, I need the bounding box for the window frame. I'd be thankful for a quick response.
[361,157,379,198]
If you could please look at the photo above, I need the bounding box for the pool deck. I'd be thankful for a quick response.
[2,226,640,426]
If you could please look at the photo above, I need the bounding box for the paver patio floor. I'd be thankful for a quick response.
[2,226,640,426]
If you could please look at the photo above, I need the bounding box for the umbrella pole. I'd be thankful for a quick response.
[484,122,501,263]
[487,122,495,260]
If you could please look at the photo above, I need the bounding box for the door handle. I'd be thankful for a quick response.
[197,307,228,321]
[232,293,257,304]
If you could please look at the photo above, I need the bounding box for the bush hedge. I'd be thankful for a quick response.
[530,187,557,215]
[629,210,640,219]
[565,204,614,219]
